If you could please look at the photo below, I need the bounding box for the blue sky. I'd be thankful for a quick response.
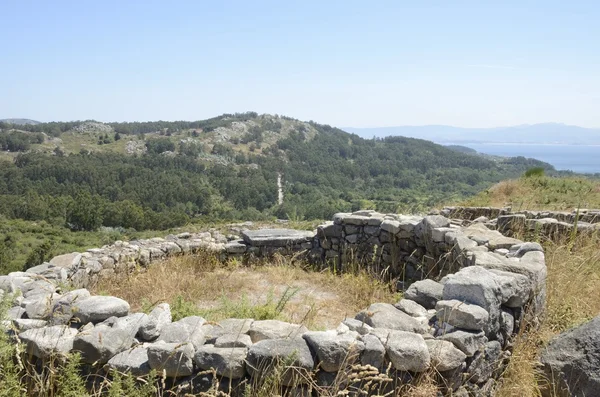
[1,0,599,127]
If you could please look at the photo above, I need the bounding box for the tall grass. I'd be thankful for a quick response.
[495,232,600,397]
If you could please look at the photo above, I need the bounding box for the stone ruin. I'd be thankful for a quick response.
[0,211,549,396]
[440,206,600,240]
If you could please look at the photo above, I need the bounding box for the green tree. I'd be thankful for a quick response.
[0,235,16,273]
[24,240,55,270]
[66,190,103,231]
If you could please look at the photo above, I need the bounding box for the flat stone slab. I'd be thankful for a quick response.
[241,229,314,247]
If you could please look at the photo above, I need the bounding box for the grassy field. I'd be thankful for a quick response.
[93,252,400,330]
[460,174,600,211]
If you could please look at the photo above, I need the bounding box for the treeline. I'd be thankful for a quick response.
[0,116,556,231]
[0,151,278,230]
[0,130,45,151]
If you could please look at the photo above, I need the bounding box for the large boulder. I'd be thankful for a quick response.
[194,344,248,379]
[147,342,195,377]
[73,296,130,324]
[442,266,502,337]
[247,320,308,342]
[360,334,385,369]
[384,330,430,372]
[540,315,600,397]
[49,289,91,325]
[204,318,254,343]
[138,303,171,341]
[303,330,364,372]
[426,339,467,371]
[404,279,444,309]
[156,316,206,349]
[73,324,134,364]
[435,299,489,331]
[106,345,151,376]
[355,303,427,333]
[19,325,78,358]
[241,229,313,247]
[439,330,487,357]
[246,338,315,387]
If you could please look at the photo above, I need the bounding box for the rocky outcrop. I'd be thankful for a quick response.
[540,315,600,397]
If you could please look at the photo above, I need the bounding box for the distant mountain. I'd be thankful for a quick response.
[0,118,41,125]
[344,123,600,145]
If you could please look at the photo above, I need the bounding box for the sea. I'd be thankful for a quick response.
[455,143,600,174]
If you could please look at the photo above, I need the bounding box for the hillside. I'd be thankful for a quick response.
[0,113,555,233]
[0,118,40,125]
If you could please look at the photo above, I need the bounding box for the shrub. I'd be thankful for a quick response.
[523,167,545,178]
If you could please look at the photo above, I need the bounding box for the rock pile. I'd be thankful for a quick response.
[0,212,548,395]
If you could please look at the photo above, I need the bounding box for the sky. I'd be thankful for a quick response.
[1,0,599,128]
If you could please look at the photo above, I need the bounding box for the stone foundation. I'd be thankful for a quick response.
[0,212,548,396]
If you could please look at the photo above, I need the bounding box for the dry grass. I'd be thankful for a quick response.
[461,176,600,211]
[495,233,600,397]
[93,251,400,330]
[457,175,600,396]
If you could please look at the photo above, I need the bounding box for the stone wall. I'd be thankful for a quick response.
[0,212,548,396]
[441,206,600,240]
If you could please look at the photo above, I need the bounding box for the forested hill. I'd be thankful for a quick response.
[0,113,554,230]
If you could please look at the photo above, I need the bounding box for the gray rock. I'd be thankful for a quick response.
[194,344,247,379]
[106,345,151,376]
[509,242,543,258]
[73,324,134,364]
[440,330,487,357]
[380,220,401,235]
[469,341,502,383]
[21,280,57,298]
[225,241,247,254]
[204,318,253,343]
[246,338,315,387]
[464,223,521,249]
[214,333,252,348]
[247,320,308,342]
[303,330,364,372]
[360,334,385,369]
[435,299,489,331]
[147,341,195,377]
[356,303,427,333]
[384,330,430,372]
[540,315,600,397]
[426,339,467,371]
[73,296,130,324]
[104,313,150,338]
[139,303,171,341]
[488,269,531,307]
[12,318,48,331]
[241,229,314,247]
[25,293,60,320]
[50,288,91,325]
[421,215,451,230]
[7,306,26,320]
[442,266,502,336]
[395,299,428,318]
[341,318,373,336]
[404,279,444,309]
[156,316,206,349]
[19,325,78,358]
[49,252,82,270]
